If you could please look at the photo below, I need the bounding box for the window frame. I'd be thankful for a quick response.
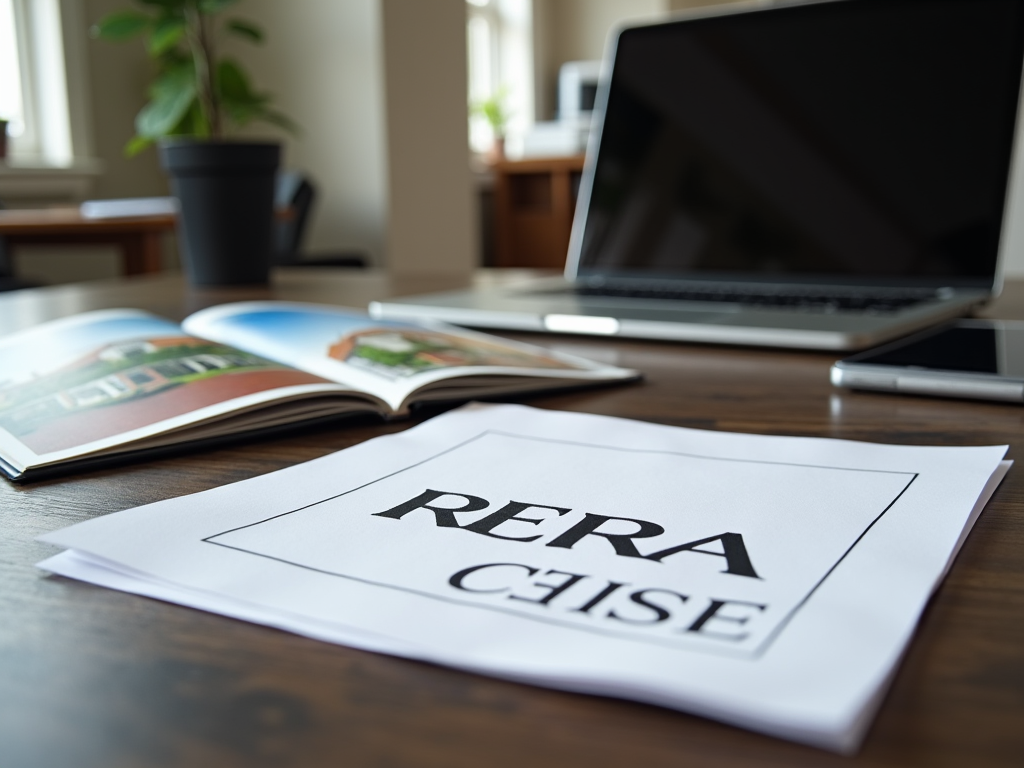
[466,0,535,156]
[0,0,99,199]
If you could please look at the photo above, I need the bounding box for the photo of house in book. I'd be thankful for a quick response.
[327,327,579,379]
[0,336,324,454]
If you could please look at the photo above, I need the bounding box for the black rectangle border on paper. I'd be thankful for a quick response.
[203,430,918,659]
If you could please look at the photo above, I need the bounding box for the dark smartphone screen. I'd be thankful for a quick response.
[844,321,1024,377]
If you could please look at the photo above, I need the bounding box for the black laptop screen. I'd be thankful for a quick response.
[574,0,1024,288]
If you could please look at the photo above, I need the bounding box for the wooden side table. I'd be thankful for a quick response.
[0,207,175,276]
[492,154,586,269]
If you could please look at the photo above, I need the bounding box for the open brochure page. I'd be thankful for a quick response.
[182,302,637,413]
[37,404,1009,752]
[0,310,355,471]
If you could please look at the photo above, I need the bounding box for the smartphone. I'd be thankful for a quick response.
[830,320,1024,403]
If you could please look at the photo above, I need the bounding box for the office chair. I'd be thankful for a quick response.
[273,172,367,268]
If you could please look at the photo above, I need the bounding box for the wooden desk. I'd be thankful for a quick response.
[1,271,1021,767]
[0,207,175,276]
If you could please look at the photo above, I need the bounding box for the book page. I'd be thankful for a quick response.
[37,404,1009,752]
[182,302,636,412]
[0,309,353,470]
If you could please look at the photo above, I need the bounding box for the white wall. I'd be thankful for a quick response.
[83,0,168,200]
[226,0,388,265]
[226,0,476,277]
[533,0,665,121]
[531,0,743,120]
[79,0,474,277]
[380,0,475,279]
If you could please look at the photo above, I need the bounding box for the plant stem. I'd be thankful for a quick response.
[184,1,221,138]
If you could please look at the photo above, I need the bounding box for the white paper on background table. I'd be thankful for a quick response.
[36,403,1010,752]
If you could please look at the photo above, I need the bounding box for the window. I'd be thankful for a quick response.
[0,0,26,143]
[466,0,534,155]
[0,0,76,166]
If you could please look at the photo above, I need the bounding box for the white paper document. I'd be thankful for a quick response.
[36,404,1010,752]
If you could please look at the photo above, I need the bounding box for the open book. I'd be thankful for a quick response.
[0,302,637,480]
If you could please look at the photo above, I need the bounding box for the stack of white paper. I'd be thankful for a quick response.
[36,404,1009,753]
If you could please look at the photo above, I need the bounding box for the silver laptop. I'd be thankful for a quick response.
[372,0,1024,351]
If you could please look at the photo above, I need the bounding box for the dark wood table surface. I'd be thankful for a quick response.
[1,270,1022,768]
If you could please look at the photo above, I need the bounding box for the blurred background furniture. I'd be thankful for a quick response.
[0,236,36,292]
[492,154,585,269]
[0,205,174,278]
[0,200,39,292]
[0,172,367,288]
[273,171,366,269]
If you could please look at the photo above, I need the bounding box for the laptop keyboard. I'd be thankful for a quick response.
[574,282,943,313]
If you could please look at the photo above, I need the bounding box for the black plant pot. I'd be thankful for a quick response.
[159,140,280,285]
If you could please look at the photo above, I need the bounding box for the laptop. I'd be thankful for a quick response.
[372,0,1024,351]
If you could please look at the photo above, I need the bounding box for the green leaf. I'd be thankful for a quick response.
[136,89,195,138]
[90,11,151,40]
[217,59,287,128]
[183,101,211,137]
[153,48,191,69]
[124,135,153,157]
[221,92,268,126]
[198,0,239,13]
[161,100,208,137]
[257,108,300,136]
[225,18,263,43]
[147,17,186,56]
[136,65,197,137]
[217,59,255,99]
[148,61,195,100]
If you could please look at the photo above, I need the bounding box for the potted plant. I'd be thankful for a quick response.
[473,87,510,164]
[93,0,297,285]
